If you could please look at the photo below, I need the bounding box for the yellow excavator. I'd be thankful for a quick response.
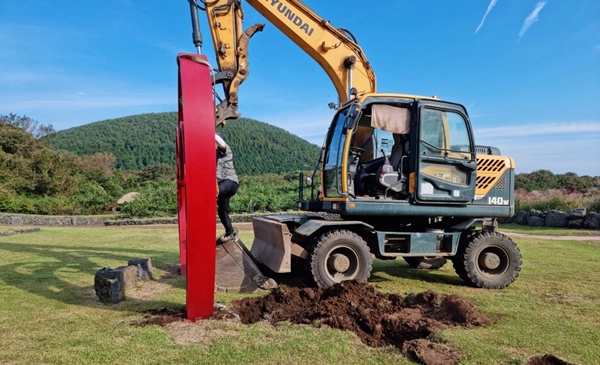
[190,0,522,290]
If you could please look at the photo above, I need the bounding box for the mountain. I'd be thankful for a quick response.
[48,112,321,175]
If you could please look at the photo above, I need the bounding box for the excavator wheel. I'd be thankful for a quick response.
[309,230,372,289]
[403,256,447,270]
[452,231,522,289]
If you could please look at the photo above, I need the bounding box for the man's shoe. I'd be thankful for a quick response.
[219,231,238,243]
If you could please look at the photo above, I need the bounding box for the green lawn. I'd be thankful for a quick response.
[499,223,600,236]
[0,225,599,365]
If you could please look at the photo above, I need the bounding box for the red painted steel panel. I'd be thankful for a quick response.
[176,53,216,320]
[176,127,187,276]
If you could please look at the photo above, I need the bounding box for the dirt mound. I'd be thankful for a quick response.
[525,354,577,365]
[225,280,489,364]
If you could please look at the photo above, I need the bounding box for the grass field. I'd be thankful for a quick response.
[0,225,599,365]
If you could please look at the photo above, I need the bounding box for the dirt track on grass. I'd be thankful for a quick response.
[502,232,600,241]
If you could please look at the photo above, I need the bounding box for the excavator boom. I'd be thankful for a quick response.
[192,0,376,126]
[244,0,376,100]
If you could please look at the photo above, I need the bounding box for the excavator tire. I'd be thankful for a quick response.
[452,231,521,289]
[215,237,277,293]
[309,229,372,289]
[403,256,447,270]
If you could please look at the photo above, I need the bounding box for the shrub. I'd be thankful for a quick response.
[73,182,113,214]
[0,193,36,214]
[120,181,177,218]
[515,188,600,213]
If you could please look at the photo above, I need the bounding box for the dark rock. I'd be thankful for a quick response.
[527,216,546,227]
[514,211,528,225]
[545,210,567,228]
[94,266,138,303]
[584,212,600,230]
[567,219,584,229]
[567,208,586,220]
[128,258,154,280]
[94,267,124,304]
[528,209,543,218]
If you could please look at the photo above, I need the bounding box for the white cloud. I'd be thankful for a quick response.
[497,135,600,175]
[474,121,600,175]
[475,0,499,34]
[518,2,547,40]
[476,121,600,138]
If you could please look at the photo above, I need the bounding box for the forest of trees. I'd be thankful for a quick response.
[48,112,321,175]
[2,113,599,217]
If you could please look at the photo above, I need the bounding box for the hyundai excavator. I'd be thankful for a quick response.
[189,0,522,290]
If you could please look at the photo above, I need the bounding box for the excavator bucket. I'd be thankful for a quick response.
[215,237,277,293]
[250,216,293,273]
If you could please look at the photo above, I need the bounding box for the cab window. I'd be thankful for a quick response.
[420,108,471,159]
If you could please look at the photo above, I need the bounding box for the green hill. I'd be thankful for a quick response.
[48,112,321,175]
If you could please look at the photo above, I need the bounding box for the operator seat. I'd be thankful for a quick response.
[377,148,407,196]
[389,137,404,171]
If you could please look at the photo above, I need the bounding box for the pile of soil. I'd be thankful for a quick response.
[525,354,577,365]
[220,280,490,364]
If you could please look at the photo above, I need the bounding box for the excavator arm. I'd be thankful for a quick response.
[190,0,376,126]
[189,0,265,125]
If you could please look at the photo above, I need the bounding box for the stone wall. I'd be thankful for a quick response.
[0,212,341,227]
[8,209,595,230]
[505,208,600,230]
[0,213,112,226]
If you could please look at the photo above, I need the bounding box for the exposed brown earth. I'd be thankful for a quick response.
[133,279,578,365]
[226,280,486,364]
[525,354,577,365]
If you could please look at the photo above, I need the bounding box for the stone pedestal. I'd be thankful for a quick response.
[128,258,154,280]
[94,266,138,304]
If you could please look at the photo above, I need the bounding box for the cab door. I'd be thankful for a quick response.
[321,105,357,198]
[414,101,476,204]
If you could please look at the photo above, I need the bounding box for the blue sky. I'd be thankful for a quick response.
[1,1,599,176]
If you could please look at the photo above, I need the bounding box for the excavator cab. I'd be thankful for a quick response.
[315,96,478,206]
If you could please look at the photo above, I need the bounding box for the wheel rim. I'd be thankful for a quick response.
[476,245,509,278]
[324,246,360,282]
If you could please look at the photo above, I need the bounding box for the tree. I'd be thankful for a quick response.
[528,169,559,191]
[0,113,56,139]
[558,172,594,193]
[138,163,175,183]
